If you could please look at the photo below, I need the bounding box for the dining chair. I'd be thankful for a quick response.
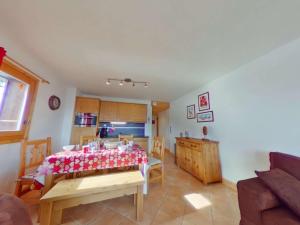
[15,137,52,204]
[79,135,97,148]
[118,134,134,144]
[147,136,165,190]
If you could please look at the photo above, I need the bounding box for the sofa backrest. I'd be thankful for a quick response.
[270,152,300,180]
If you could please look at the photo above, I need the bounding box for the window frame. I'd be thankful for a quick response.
[0,58,39,144]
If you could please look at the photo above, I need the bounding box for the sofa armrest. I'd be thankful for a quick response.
[237,177,280,225]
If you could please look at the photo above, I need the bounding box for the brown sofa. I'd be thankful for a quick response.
[0,193,32,225]
[238,152,300,225]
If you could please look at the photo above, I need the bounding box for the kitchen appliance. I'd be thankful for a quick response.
[74,113,97,127]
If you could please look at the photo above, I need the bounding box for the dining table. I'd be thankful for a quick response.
[38,144,149,194]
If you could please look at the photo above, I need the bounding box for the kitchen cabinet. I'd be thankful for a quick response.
[75,97,100,113]
[100,101,147,123]
[176,138,222,184]
[71,97,100,145]
[99,101,118,121]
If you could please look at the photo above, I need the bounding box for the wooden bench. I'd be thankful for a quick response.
[40,171,144,225]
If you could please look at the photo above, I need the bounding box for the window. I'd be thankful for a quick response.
[0,58,39,144]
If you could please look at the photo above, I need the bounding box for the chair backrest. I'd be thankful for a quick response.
[151,136,165,160]
[80,135,97,147]
[18,137,52,177]
[118,134,134,144]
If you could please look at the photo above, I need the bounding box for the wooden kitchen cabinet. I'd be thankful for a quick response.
[71,97,101,145]
[129,104,147,122]
[75,97,100,113]
[99,101,118,121]
[176,138,222,184]
[100,101,147,123]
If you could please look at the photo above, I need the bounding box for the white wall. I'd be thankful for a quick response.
[158,109,170,150]
[0,30,76,193]
[170,37,300,183]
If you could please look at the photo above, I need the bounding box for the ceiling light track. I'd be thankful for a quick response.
[106,78,149,88]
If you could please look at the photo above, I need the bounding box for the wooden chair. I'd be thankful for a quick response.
[119,134,134,144]
[15,137,52,204]
[79,135,97,148]
[147,136,165,190]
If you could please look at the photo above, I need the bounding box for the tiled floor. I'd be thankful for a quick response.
[29,153,240,225]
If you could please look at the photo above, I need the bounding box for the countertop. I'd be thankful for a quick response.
[102,136,149,139]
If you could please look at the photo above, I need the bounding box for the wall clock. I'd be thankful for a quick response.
[48,95,61,110]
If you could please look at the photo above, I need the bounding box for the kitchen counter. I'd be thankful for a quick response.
[102,136,149,139]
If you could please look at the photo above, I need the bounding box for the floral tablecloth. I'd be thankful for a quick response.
[38,145,148,175]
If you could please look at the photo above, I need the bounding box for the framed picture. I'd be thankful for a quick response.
[198,92,210,111]
[197,111,214,123]
[187,104,196,119]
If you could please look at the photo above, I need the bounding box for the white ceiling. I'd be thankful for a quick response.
[1,0,300,101]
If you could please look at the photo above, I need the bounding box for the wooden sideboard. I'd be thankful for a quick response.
[176,137,222,184]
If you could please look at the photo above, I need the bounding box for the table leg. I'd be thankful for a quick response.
[43,174,54,195]
[136,185,143,221]
[40,202,53,225]
[52,209,63,225]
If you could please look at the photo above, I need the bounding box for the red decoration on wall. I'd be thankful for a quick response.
[0,47,7,66]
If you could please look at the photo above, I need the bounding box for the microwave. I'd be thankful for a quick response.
[74,113,97,127]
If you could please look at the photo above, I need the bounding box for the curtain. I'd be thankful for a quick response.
[0,47,6,66]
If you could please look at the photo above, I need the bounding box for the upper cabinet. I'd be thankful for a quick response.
[100,101,147,123]
[75,97,100,113]
[99,101,118,121]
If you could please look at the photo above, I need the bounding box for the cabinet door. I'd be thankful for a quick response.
[117,103,147,123]
[71,127,97,145]
[75,97,100,113]
[130,104,147,122]
[176,143,185,167]
[192,149,204,180]
[184,147,192,172]
[99,101,118,122]
[116,102,130,122]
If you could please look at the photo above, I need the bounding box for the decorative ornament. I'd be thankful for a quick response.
[48,95,61,110]
[202,126,209,140]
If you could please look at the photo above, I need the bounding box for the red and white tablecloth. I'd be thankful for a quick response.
[38,145,148,175]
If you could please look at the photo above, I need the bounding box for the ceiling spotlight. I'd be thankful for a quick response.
[106,80,111,85]
[119,81,124,86]
[144,82,149,88]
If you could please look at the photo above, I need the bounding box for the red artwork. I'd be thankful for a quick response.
[198,92,210,111]
[0,47,6,66]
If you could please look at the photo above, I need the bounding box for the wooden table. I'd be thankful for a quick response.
[40,171,144,225]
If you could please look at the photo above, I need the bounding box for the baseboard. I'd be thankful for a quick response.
[222,178,237,192]
[165,148,173,154]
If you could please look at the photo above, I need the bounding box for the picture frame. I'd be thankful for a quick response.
[198,92,210,111]
[187,104,196,119]
[197,111,214,123]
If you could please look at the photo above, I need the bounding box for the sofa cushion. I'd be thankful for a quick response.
[262,207,300,225]
[238,177,280,211]
[270,152,300,181]
[256,169,300,218]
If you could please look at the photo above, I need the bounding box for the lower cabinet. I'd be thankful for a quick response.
[176,138,222,184]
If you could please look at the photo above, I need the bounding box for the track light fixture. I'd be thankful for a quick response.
[105,78,149,88]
